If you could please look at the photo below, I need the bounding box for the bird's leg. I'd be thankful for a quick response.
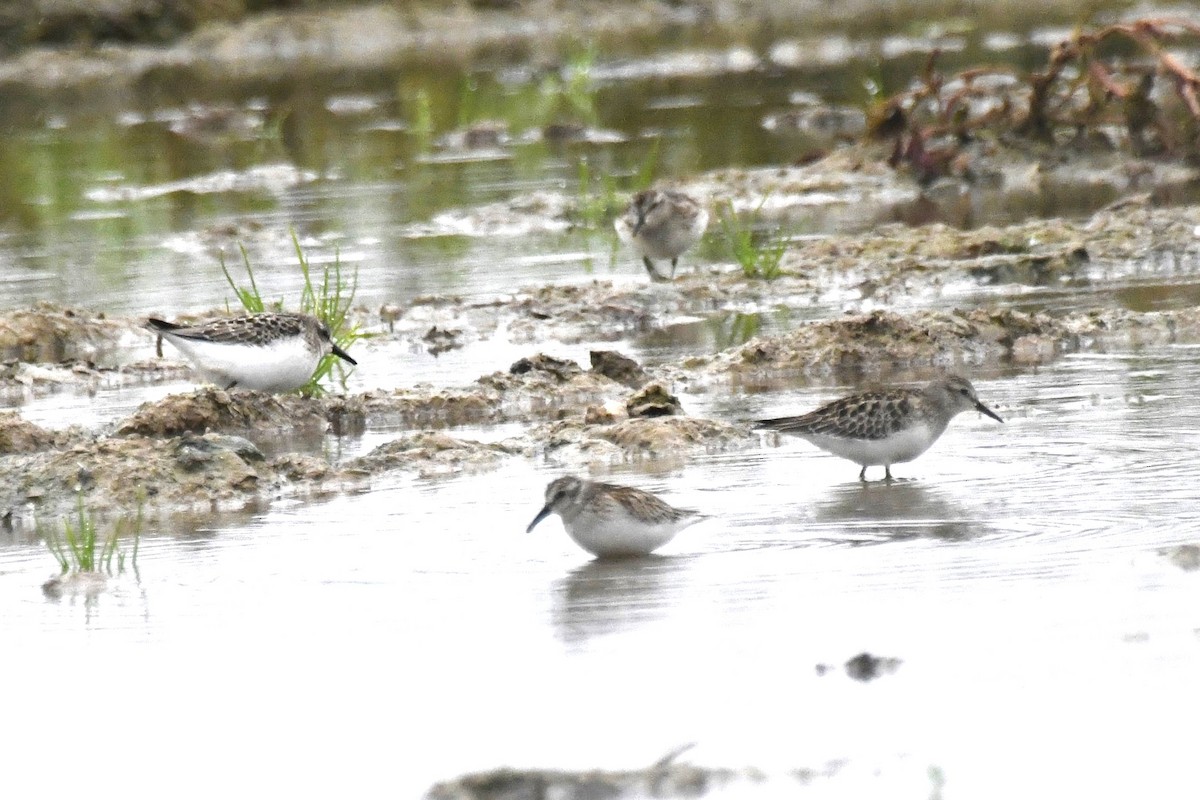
[670,257,678,279]
[643,257,667,282]
[858,465,867,482]
[884,465,894,482]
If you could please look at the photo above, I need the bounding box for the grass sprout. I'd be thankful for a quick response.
[43,494,141,578]
[221,232,369,395]
[718,199,787,280]
[574,141,659,230]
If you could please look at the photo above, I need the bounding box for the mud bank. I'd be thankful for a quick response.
[5,289,1200,521]
[0,1,1121,89]
[697,305,1200,382]
[0,352,749,519]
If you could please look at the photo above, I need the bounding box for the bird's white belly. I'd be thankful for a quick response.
[171,337,319,393]
[565,507,689,558]
[804,423,938,467]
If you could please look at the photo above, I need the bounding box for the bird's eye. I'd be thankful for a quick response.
[959,388,970,396]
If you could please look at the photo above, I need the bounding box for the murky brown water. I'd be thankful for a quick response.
[3,6,1200,798]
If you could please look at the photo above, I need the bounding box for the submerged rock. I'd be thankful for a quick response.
[843,652,903,682]
[41,571,109,599]
[1160,544,1200,571]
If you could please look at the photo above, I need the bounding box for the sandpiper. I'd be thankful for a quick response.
[526,475,706,558]
[145,312,357,393]
[614,188,708,281]
[756,375,1004,481]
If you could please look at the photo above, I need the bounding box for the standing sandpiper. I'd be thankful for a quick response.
[527,475,706,558]
[145,312,357,393]
[756,375,1004,481]
[614,188,708,281]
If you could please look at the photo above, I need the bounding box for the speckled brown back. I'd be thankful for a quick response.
[758,388,922,441]
[147,313,315,346]
[588,481,698,524]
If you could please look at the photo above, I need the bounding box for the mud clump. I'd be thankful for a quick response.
[479,354,627,420]
[1,433,272,520]
[590,350,650,388]
[600,417,748,454]
[0,412,78,454]
[507,353,582,381]
[426,760,764,800]
[346,432,523,479]
[541,416,753,465]
[702,306,1146,379]
[0,303,128,364]
[626,383,682,418]
[116,387,330,437]
[719,309,1010,378]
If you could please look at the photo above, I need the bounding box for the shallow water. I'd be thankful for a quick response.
[4,350,1200,796]
[4,7,1200,799]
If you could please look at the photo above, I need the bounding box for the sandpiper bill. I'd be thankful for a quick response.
[145,312,357,393]
[756,375,1004,481]
[526,475,706,558]
[614,188,708,281]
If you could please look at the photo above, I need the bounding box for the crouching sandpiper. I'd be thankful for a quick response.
[145,312,357,393]
[756,375,1004,481]
[527,476,706,558]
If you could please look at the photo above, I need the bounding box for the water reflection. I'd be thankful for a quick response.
[551,555,690,647]
[810,480,982,543]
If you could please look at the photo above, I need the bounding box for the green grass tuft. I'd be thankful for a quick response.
[718,199,787,280]
[42,494,140,577]
[222,232,370,396]
[574,141,659,230]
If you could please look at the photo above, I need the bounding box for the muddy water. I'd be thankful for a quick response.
[4,10,1200,800]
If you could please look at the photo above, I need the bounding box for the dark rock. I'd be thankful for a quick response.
[589,350,649,388]
[626,383,682,418]
[844,652,902,682]
[509,354,582,382]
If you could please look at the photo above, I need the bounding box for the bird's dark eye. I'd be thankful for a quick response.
[959,388,970,396]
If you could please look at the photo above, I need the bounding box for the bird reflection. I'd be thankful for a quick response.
[810,480,984,543]
[551,556,689,647]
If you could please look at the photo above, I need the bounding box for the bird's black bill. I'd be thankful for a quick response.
[976,402,1004,423]
[526,505,552,533]
[331,343,357,365]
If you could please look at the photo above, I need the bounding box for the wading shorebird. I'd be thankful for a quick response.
[614,188,708,281]
[145,312,357,393]
[756,375,1004,481]
[527,475,706,558]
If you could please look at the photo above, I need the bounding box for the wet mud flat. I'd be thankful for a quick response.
[5,193,1200,524]
[5,4,1200,792]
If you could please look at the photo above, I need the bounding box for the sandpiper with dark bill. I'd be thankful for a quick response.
[756,375,1004,481]
[527,475,707,558]
[614,188,709,281]
[145,312,357,393]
